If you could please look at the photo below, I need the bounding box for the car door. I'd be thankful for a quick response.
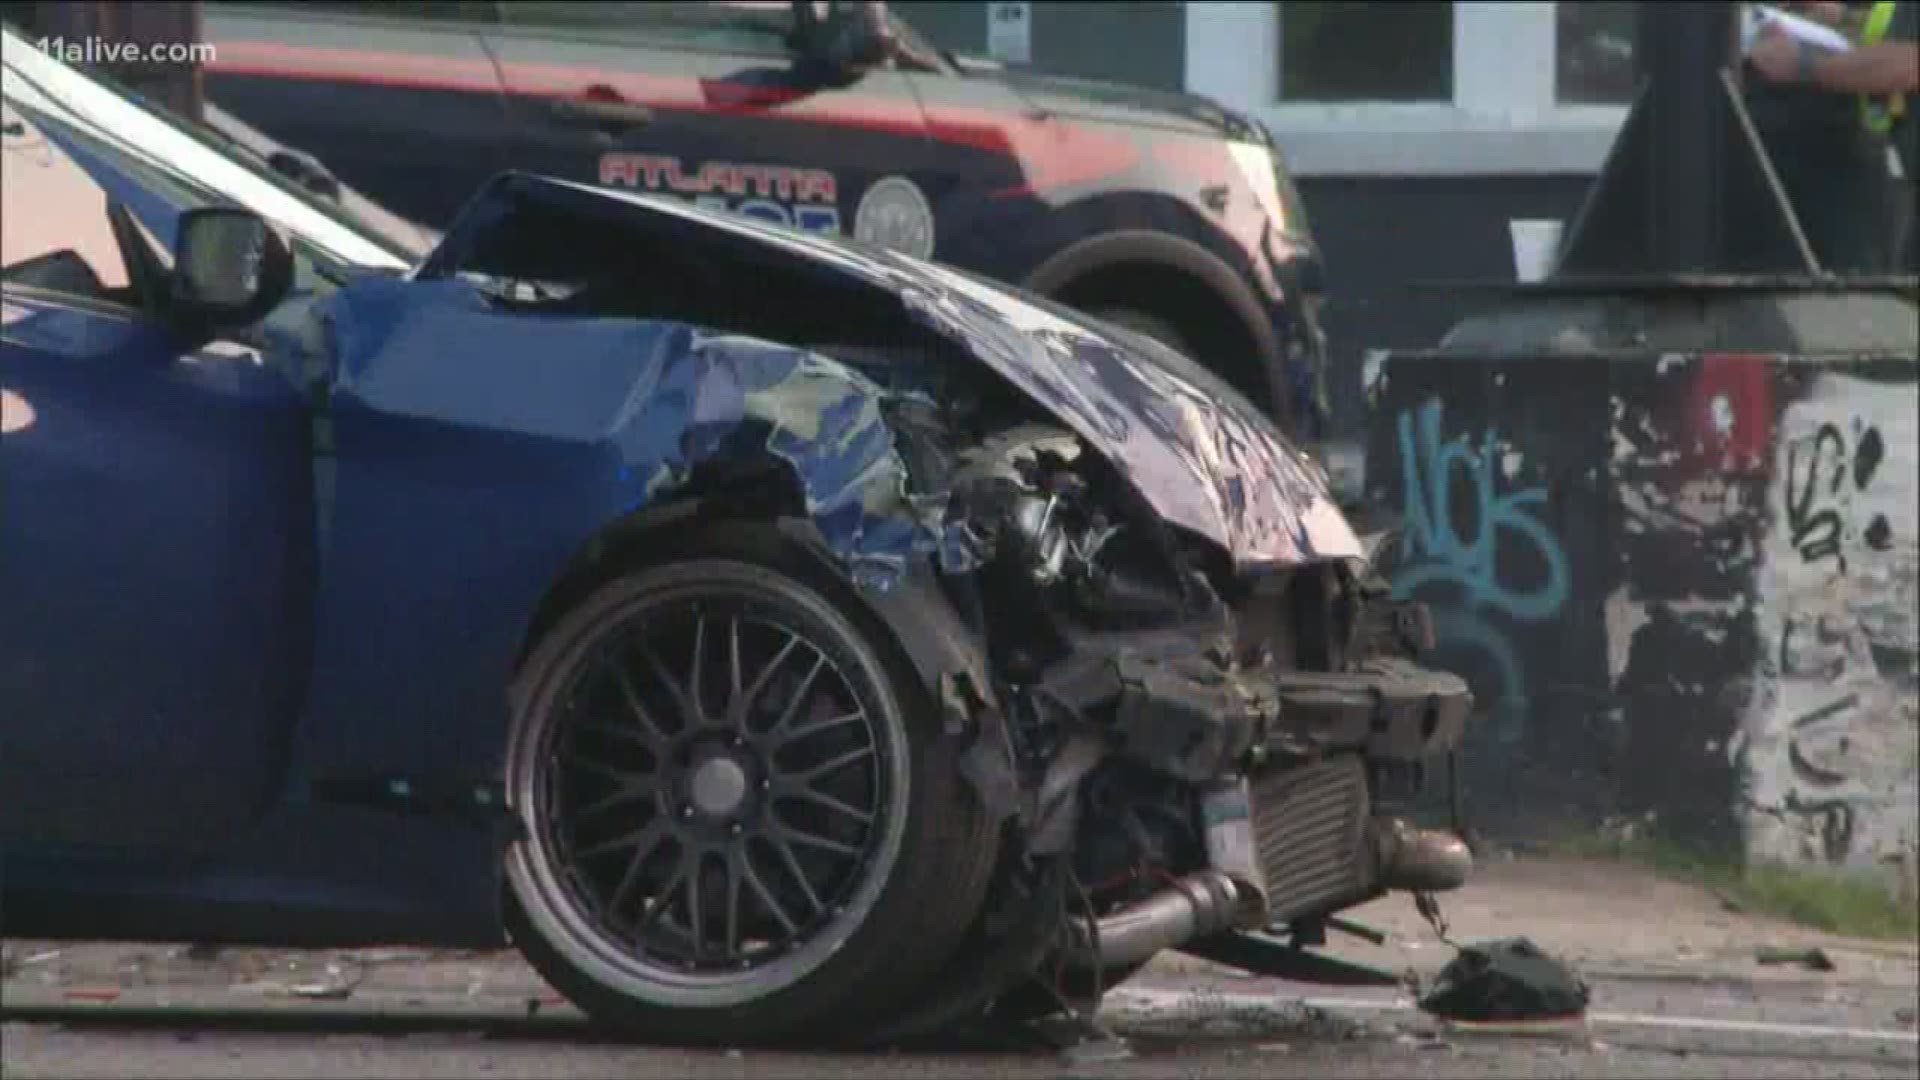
[481,2,936,251]
[0,91,313,855]
[201,0,510,231]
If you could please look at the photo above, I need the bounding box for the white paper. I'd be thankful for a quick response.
[1741,4,1856,56]
[986,1,1031,65]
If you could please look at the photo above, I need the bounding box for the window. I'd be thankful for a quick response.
[218,1,501,23]
[1,99,132,301]
[1556,1,1637,105]
[1277,1,1454,103]
[498,1,797,56]
[7,35,414,308]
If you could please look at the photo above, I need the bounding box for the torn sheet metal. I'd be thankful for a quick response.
[420,174,1363,571]
[318,276,967,588]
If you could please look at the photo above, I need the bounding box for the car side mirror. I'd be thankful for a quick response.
[170,208,293,330]
[794,1,896,80]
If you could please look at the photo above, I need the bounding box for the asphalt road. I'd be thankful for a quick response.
[6,968,1916,1080]
[9,861,1915,1079]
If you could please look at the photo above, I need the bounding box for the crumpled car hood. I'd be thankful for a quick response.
[420,175,1361,572]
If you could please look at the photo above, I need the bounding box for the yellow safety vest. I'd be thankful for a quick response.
[1860,0,1907,134]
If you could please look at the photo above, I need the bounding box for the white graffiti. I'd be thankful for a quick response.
[1742,373,1919,880]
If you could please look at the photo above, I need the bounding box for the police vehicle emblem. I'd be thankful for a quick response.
[853,175,935,259]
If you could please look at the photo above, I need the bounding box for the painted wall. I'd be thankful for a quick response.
[1363,355,1614,827]
[1743,370,1919,883]
[1366,351,1920,886]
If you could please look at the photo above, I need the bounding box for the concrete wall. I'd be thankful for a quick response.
[1363,354,1615,828]
[1743,369,1919,882]
[1365,350,1919,885]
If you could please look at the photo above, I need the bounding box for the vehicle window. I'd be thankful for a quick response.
[499,1,797,56]
[1,99,133,303]
[4,32,410,275]
[214,1,501,25]
[5,72,352,308]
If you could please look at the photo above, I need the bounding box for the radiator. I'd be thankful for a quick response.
[1249,755,1375,925]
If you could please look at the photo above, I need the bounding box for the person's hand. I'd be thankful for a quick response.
[1748,26,1807,82]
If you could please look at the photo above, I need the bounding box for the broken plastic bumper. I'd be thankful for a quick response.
[1266,657,1473,762]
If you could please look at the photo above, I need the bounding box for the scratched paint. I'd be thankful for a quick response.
[1742,372,1919,880]
[1390,397,1571,745]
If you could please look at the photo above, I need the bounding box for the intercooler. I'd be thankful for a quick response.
[1248,755,1376,925]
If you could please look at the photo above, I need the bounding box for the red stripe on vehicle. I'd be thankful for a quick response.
[209,41,501,94]
[209,40,1144,196]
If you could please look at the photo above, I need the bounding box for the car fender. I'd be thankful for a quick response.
[287,276,982,800]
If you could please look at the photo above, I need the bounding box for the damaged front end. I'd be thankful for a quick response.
[410,174,1476,1037]
[870,417,1475,1033]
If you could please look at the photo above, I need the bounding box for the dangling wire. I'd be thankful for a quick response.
[1069,868,1105,1018]
[1415,890,1456,950]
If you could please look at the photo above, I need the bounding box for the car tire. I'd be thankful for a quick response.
[1087,306,1192,358]
[503,531,1000,1045]
[1086,304,1276,415]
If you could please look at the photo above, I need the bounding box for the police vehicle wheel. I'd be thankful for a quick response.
[1088,306,1193,358]
[502,531,999,1045]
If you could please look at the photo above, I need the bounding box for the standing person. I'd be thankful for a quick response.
[1747,1,1919,271]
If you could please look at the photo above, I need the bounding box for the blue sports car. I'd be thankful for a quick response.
[0,20,1473,1047]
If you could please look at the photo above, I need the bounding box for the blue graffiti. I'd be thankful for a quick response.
[1392,399,1571,743]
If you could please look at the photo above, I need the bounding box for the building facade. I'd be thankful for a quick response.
[897,0,1637,434]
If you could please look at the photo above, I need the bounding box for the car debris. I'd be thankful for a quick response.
[1395,1029,1454,1051]
[1418,938,1591,1024]
[286,981,356,1001]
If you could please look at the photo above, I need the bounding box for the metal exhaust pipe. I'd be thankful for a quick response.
[1062,870,1258,970]
[1372,818,1473,893]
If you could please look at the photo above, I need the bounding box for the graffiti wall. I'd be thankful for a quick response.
[1366,351,1918,880]
[1391,398,1572,744]
[1742,370,1919,880]
[1364,356,1614,825]
[1608,354,1773,851]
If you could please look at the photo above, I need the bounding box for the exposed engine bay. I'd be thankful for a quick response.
[426,176,1479,1042]
[866,410,1474,1035]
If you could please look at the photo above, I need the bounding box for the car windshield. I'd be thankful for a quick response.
[0,23,412,277]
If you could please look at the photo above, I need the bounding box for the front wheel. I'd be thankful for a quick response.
[503,543,999,1045]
